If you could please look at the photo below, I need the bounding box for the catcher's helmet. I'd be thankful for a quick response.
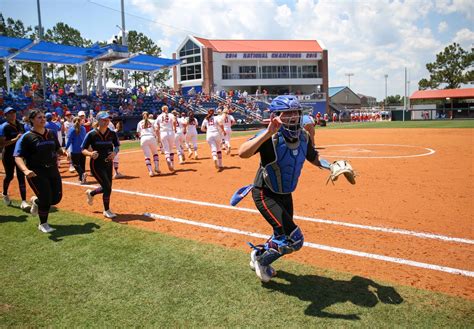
[269,95,303,139]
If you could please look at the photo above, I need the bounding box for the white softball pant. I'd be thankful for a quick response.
[140,135,158,159]
[160,131,175,156]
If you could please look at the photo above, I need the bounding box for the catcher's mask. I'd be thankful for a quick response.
[269,95,303,139]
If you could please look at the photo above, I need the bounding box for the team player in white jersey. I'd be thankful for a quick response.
[218,107,236,155]
[136,111,161,177]
[172,110,187,164]
[184,110,199,159]
[154,105,176,173]
[201,108,225,171]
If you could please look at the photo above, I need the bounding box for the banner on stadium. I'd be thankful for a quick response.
[223,52,322,60]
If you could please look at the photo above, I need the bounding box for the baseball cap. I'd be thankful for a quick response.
[45,112,53,120]
[96,111,110,120]
[78,110,86,116]
[4,107,16,114]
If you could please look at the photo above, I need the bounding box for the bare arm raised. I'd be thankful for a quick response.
[238,114,282,158]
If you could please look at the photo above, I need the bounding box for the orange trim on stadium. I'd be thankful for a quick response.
[194,37,323,53]
[410,88,474,100]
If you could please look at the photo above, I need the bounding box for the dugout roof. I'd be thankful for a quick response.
[410,88,474,100]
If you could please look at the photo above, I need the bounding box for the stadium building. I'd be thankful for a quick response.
[173,35,328,112]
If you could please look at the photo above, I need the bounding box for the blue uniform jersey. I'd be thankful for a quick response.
[45,121,59,134]
[65,126,86,154]
[81,128,120,161]
[14,129,61,169]
[0,120,25,157]
[252,129,318,194]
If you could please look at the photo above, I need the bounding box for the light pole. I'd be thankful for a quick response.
[345,73,354,88]
[384,74,388,107]
[120,0,129,89]
[37,0,47,98]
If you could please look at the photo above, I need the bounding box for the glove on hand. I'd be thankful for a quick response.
[327,160,356,185]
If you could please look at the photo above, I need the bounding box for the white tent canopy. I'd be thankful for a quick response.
[106,80,126,90]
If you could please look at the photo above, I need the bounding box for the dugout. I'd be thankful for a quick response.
[409,88,474,120]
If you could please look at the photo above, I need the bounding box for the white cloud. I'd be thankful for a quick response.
[435,0,474,20]
[452,28,474,47]
[129,0,473,100]
[438,21,448,33]
[275,4,292,27]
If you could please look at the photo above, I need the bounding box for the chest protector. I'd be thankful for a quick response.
[262,131,307,194]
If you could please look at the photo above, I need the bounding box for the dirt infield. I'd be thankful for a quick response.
[3,128,473,299]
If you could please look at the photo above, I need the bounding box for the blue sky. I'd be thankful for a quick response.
[2,0,473,100]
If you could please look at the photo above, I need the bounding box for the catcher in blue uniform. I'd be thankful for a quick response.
[232,95,355,282]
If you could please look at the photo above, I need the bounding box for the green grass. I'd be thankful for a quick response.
[1,203,473,327]
[322,119,474,129]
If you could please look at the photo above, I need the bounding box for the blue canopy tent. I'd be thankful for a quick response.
[109,54,181,73]
[0,35,110,93]
[0,35,180,94]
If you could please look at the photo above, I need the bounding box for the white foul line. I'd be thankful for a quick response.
[62,180,474,245]
[144,212,474,278]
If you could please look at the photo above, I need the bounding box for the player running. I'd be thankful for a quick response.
[184,110,199,159]
[154,105,176,173]
[0,107,29,210]
[232,95,355,282]
[136,111,160,177]
[82,111,120,219]
[14,109,67,233]
[219,108,235,155]
[201,109,225,171]
[173,110,187,164]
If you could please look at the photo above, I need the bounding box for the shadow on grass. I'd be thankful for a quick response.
[263,271,403,320]
[48,222,101,242]
[112,213,154,223]
[0,214,28,223]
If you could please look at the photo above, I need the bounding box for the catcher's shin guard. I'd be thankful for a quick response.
[252,227,305,267]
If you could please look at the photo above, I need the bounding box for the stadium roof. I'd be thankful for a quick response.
[193,37,324,52]
[109,54,181,73]
[0,35,109,65]
[410,88,474,100]
[328,86,348,97]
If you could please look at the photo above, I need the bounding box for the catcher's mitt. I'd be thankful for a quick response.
[327,160,356,185]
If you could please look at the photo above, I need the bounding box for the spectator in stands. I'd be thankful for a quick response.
[78,111,92,132]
